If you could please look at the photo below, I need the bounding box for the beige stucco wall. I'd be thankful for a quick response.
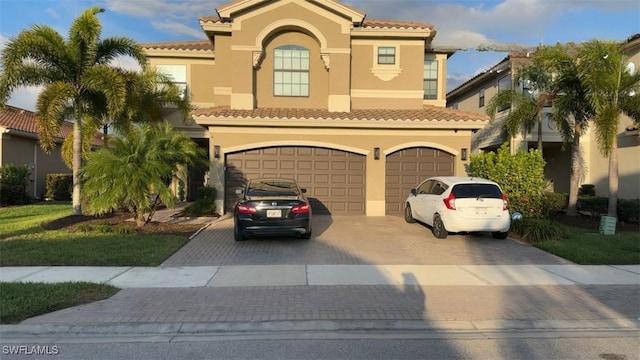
[205,126,471,215]
[148,57,216,108]
[255,31,329,109]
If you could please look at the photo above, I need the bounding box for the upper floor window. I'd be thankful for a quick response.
[479,88,485,107]
[497,74,512,111]
[378,47,396,65]
[156,64,187,99]
[274,45,309,97]
[423,60,438,100]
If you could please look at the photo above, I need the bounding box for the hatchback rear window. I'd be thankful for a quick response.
[451,184,502,199]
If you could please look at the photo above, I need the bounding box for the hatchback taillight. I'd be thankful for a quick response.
[443,193,456,210]
[501,193,508,211]
[291,204,310,214]
[237,204,257,214]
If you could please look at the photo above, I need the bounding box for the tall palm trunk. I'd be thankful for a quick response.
[537,112,543,155]
[567,134,581,216]
[607,137,618,217]
[72,108,83,215]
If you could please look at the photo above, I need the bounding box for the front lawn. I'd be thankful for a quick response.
[535,226,640,265]
[0,203,190,266]
[0,282,118,324]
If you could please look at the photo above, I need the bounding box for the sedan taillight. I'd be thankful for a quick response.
[502,193,508,211]
[443,193,456,210]
[237,204,257,214]
[291,204,310,214]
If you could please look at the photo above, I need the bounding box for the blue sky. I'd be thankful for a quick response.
[1,0,639,111]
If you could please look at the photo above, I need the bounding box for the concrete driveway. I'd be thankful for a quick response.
[162,214,571,266]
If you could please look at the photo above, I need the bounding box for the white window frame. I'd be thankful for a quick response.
[273,45,310,97]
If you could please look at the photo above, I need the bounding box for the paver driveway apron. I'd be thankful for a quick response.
[161,214,572,267]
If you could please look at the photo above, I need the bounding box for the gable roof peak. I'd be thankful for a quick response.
[216,0,365,23]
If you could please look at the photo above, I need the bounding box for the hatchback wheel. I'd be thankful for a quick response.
[404,204,416,223]
[432,214,448,239]
[492,231,509,239]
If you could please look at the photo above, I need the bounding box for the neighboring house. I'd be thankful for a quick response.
[0,105,72,199]
[141,0,488,216]
[447,34,640,200]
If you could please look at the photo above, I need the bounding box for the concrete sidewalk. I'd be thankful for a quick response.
[1,264,639,288]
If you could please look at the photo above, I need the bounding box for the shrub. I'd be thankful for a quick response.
[469,143,547,218]
[617,199,639,224]
[543,192,568,215]
[578,184,596,197]
[0,164,30,206]
[197,186,216,201]
[183,186,217,216]
[76,222,135,235]
[45,174,72,201]
[577,196,608,216]
[510,218,569,243]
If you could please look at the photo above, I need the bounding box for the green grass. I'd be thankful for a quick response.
[0,203,189,266]
[0,202,71,240]
[0,282,118,324]
[535,227,640,265]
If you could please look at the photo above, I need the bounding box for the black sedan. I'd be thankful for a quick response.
[233,178,312,241]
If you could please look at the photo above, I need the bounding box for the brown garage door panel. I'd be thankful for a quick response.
[225,147,366,215]
[385,147,454,215]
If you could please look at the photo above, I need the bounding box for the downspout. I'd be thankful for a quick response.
[33,143,38,199]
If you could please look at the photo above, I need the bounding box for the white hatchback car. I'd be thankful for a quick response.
[404,176,511,239]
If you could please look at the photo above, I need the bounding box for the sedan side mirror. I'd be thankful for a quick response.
[410,188,417,196]
[301,188,307,194]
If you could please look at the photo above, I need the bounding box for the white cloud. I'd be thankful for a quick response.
[151,21,207,39]
[7,86,41,112]
[46,8,60,19]
[104,0,218,19]
[110,56,144,72]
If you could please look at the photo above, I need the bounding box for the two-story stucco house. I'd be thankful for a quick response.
[142,0,489,216]
[447,34,640,200]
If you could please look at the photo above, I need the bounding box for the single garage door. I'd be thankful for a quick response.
[385,147,454,215]
[225,147,366,214]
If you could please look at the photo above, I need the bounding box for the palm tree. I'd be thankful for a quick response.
[535,43,595,216]
[0,7,147,215]
[81,123,206,227]
[79,69,193,151]
[577,40,640,218]
[485,55,555,157]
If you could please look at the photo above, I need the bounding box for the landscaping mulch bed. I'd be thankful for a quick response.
[42,212,206,238]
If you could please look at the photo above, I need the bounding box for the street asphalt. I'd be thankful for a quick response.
[1,211,639,336]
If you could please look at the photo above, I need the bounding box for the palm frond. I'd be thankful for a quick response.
[35,82,76,152]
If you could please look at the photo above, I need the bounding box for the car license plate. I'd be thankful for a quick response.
[266,209,282,218]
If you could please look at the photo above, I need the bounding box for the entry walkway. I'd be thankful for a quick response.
[1,264,638,288]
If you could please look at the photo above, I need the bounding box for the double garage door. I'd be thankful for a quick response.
[225,147,366,214]
[225,146,454,215]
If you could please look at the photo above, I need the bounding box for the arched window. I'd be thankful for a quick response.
[274,45,309,97]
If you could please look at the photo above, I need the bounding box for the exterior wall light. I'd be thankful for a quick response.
[374,147,380,160]
[214,145,221,159]
[461,148,468,161]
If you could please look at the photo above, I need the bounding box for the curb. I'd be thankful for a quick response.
[2,318,639,337]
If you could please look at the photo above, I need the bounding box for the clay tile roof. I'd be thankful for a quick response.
[198,16,224,24]
[0,105,74,139]
[140,40,213,51]
[0,105,104,145]
[361,18,434,31]
[191,105,488,123]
